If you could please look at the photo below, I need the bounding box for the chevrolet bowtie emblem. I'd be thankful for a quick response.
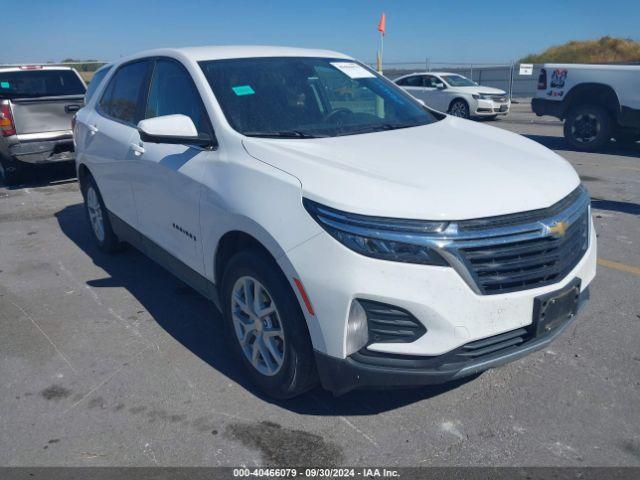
[547,220,568,237]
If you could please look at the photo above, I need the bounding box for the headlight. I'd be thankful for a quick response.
[472,94,494,100]
[303,199,449,266]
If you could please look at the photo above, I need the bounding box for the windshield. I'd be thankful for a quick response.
[0,69,86,99]
[441,74,476,87]
[199,57,437,138]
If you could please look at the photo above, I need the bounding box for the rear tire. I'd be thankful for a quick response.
[0,160,22,187]
[563,104,612,152]
[221,250,317,398]
[448,99,470,119]
[82,175,121,253]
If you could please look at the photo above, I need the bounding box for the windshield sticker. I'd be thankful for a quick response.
[0,82,9,88]
[330,62,375,79]
[232,85,255,96]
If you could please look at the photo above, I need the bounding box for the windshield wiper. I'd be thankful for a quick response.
[244,130,328,139]
[335,123,418,136]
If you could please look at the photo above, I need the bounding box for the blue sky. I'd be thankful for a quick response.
[4,0,639,64]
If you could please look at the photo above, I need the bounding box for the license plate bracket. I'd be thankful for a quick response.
[532,278,581,336]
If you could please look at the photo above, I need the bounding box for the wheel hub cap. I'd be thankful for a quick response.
[572,113,600,143]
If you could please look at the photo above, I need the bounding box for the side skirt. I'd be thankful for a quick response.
[108,212,221,311]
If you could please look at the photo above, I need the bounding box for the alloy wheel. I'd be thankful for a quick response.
[449,101,468,118]
[86,186,105,242]
[231,276,286,376]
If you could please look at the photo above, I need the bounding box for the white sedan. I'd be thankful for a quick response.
[394,72,510,119]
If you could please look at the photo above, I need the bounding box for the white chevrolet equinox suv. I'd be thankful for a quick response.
[74,46,596,397]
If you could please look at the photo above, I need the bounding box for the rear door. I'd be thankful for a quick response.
[0,68,85,135]
[83,59,152,228]
[396,75,426,101]
[129,58,215,273]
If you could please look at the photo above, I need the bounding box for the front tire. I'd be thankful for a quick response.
[82,175,121,252]
[222,250,317,398]
[563,104,612,152]
[448,99,470,119]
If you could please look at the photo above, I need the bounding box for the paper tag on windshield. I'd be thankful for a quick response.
[330,62,375,79]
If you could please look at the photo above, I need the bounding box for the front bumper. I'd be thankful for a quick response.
[474,98,510,116]
[286,215,596,359]
[316,287,589,395]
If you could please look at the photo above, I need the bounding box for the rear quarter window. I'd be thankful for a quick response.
[85,67,111,103]
[0,70,86,99]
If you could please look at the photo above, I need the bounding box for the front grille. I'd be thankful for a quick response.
[446,186,591,295]
[457,186,584,231]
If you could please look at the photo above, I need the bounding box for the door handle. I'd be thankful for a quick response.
[88,124,99,135]
[129,142,145,156]
[65,104,81,113]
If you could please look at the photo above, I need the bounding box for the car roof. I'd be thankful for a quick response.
[120,45,353,64]
[0,65,76,73]
[396,71,460,77]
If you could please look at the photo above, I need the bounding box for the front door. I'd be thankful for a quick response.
[130,58,216,274]
[422,75,447,112]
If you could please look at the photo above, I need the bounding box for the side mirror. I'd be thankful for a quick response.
[435,83,446,90]
[137,114,215,148]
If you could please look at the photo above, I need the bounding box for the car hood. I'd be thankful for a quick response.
[241,116,580,220]
[447,85,507,95]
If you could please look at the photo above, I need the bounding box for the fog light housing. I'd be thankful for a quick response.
[345,300,369,355]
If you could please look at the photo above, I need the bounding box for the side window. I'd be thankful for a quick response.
[99,61,150,124]
[85,67,111,103]
[424,75,440,88]
[400,75,424,87]
[145,59,210,136]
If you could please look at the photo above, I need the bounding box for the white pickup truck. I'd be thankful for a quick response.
[532,64,640,151]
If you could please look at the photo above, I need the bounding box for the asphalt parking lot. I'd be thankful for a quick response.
[1,103,639,467]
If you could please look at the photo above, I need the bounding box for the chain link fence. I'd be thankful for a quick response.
[2,59,543,97]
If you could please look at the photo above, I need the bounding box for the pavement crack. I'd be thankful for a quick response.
[8,299,77,374]
[61,344,153,415]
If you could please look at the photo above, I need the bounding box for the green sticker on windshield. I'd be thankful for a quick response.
[232,85,255,96]
[0,82,9,88]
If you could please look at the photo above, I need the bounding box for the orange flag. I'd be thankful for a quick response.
[378,13,386,36]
